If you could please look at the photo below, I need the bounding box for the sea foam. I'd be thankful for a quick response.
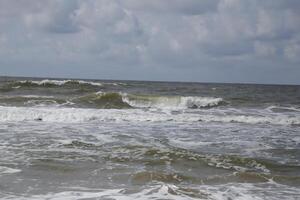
[0,106,299,125]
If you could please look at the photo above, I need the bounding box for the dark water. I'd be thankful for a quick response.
[0,76,300,199]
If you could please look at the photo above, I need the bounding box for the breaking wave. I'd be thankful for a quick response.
[122,94,225,109]
[0,92,225,110]
[78,92,225,109]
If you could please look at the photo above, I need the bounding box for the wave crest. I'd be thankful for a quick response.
[73,92,225,110]
[0,92,225,110]
[123,94,225,109]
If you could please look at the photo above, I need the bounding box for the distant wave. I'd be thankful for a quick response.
[5,79,103,88]
[0,106,299,125]
[1,80,130,90]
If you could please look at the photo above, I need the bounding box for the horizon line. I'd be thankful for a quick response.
[0,75,299,87]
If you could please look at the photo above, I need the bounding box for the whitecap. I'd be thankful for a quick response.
[19,79,102,86]
[122,94,224,109]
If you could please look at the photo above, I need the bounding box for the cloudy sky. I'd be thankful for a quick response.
[0,0,300,84]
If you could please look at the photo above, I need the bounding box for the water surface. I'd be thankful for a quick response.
[0,76,300,199]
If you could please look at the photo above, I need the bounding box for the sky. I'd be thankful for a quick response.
[0,0,300,84]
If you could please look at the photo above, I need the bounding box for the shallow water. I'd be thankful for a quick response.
[0,77,300,199]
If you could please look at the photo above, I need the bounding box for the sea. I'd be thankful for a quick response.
[0,76,300,200]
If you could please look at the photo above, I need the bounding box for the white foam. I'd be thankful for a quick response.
[0,106,299,125]
[199,182,300,200]
[25,100,60,107]
[104,82,127,86]
[3,182,300,200]
[205,155,271,173]
[200,114,300,125]
[19,79,102,86]
[0,95,55,99]
[1,184,199,200]
[77,80,102,86]
[20,95,55,98]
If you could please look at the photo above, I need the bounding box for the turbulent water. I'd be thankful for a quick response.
[0,76,300,200]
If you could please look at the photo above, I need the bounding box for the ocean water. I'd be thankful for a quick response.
[0,76,300,200]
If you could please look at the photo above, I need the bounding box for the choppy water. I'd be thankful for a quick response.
[0,76,300,199]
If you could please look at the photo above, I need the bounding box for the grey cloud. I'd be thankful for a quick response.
[261,0,300,10]
[121,0,220,15]
[202,41,254,57]
[22,1,81,34]
[0,0,299,84]
[0,0,48,16]
[45,1,80,34]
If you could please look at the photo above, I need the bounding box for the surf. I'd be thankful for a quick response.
[0,106,299,125]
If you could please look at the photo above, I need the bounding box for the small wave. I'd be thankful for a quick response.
[131,147,271,174]
[103,82,128,86]
[131,171,193,184]
[205,155,271,173]
[74,92,132,109]
[15,95,55,98]
[267,106,300,113]
[0,95,67,107]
